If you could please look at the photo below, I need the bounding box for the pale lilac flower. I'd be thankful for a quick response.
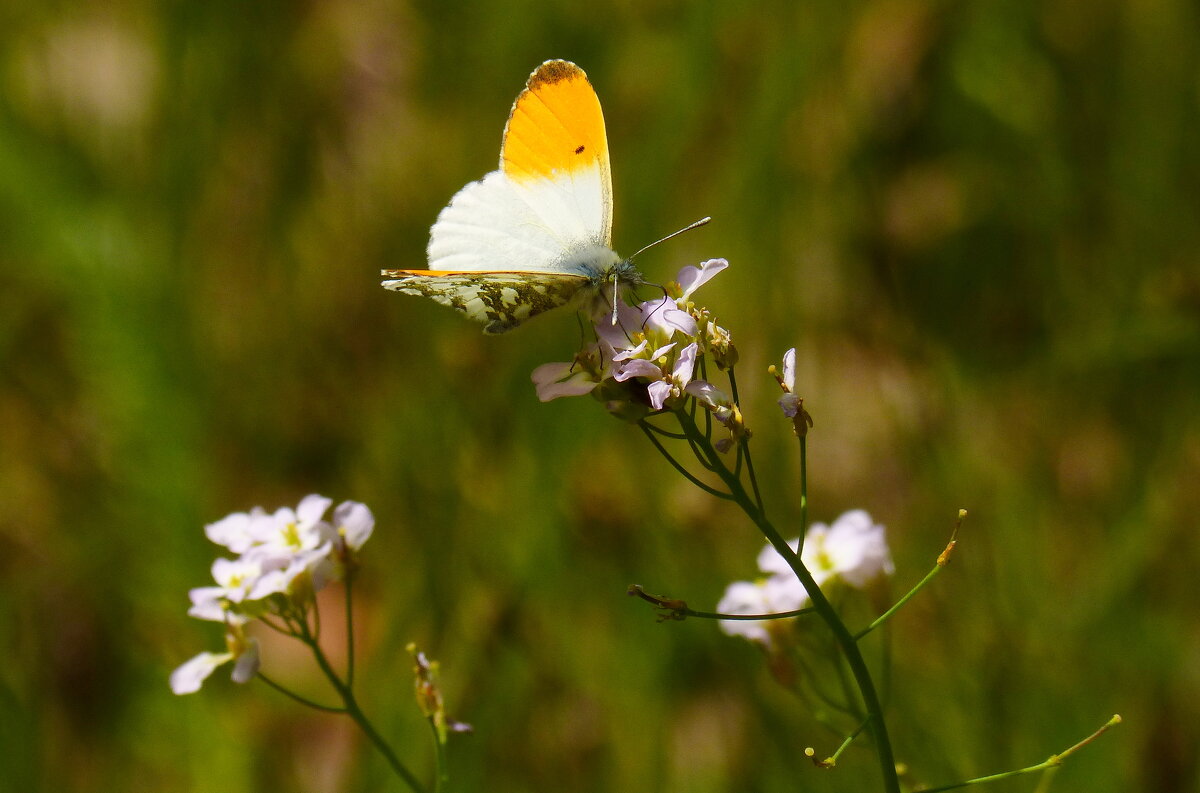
[532,342,613,402]
[646,342,698,410]
[685,380,734,424]
[777,348,802,418]
[685,380,749,453]
[530,258,730,402]
[532,360,600,401]
[676,258,728,302]
[170,635,260,695]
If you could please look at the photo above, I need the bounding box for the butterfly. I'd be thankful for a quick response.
[381,60,642,334]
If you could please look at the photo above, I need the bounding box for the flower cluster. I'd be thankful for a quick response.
[532,259,747,444]
[717,510,894,646]
[170,494,374,694]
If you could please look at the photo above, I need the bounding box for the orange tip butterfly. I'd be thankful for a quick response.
[382,60,669,334]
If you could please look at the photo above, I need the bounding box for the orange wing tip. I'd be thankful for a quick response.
[501,59,609,183]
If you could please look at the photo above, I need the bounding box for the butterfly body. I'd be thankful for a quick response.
[382,60,641,333]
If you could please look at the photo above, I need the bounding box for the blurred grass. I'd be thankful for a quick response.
[1,0,1198,791]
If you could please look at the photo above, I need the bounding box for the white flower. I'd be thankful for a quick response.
[333,500,374,554]
[170,635,260,695]
[243,494,336,568]
[204,507,273,554]
[777,348,802,418]
[716,576,810,646]
[802,510,894,588]
[186,556,266,622]
[757,510,894,589]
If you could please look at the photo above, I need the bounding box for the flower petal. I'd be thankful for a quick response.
[647,380,674,410]
[782,348,796,391]
[170,651,233,695]
[612,358,664,383]
[230,639,261,684]
[677,258,729,301]
[531,362,601,401]
[297,494,333,526]
[334,501,375,551]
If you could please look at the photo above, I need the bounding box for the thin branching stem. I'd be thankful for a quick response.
[295,621,427,793]
[429,718,448,793]
[856,514,963,641]
[673,408,901,793]
[345,572,356,689]
[257,672,345,713]
[920,715,1122,793]
[686,605,816,621]
[641,421,689,441]
[855,565,942,641]
[816,716,871,767]
[799,435,809,539]
[639,420,733,500]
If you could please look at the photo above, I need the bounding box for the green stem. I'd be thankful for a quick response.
[298,622,427,793]
[798,435,808,539]
[345,573,356,689]
[639,420,733,499]
[257,672,345,713]
[812,716,870,767]
[857,512,963,641]
[920,715,1122,793]
[675,409,901,793]
[855,564,943,640]
[687,606,815,621]
[429,719,448,793]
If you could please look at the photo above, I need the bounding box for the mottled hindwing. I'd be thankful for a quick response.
[380,271,590,334]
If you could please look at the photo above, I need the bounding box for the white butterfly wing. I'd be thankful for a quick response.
[426,171,606,274]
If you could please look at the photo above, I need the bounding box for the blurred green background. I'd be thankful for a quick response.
[2,0,1198,791]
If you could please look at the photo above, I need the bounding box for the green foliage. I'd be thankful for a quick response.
[1,0,1196,790]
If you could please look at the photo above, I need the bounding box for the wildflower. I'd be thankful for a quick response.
[243,494,336,568]
[772,348,813,436]
[170,627,260,694]
[532,341,614,402]
[173,495,376,695]
[716,576,809,646]
[204,507,273,555]
[531,258,730,403]
[186,556,266,622]
[409,644,473,743]
[645,342,698,410]
[757,510,894,589]
[685,380,750,452]
[674,258,728,302]
[801,510,894,589]
[333,500,374,557]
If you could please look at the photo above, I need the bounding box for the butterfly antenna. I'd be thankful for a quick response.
[628,217,712,262]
